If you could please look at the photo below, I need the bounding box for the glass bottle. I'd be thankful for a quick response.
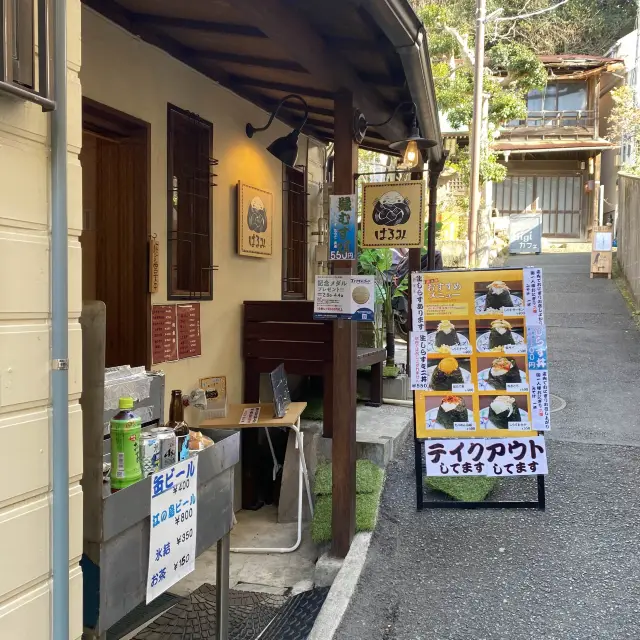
[167,389,190,461]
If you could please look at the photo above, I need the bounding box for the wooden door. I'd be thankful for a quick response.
[81,101,150,368]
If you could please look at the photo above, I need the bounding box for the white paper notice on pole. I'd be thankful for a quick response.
[313,275,375,321]
[411,273,425,331]
[523,267,544,325]
[410,332,430,390]
[424,436,548,477]
[146,456,198,604]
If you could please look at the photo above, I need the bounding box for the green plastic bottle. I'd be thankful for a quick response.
[110,397,142,492]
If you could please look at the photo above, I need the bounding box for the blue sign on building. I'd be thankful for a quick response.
[329,194,356,260]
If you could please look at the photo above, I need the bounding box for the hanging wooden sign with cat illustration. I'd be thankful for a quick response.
[237,181,274,258]
[361,180,425,248]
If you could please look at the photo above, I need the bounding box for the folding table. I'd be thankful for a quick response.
[199,401,313,554]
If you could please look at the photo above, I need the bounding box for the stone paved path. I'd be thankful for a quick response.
[336,253,640,640]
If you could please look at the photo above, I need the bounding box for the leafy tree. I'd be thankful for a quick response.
[416,4,547,184]
[607,85,640,175]
[413,0,636,55]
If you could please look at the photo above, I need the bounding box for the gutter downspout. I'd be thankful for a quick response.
[364,0,444,164]
[51,0,69,636]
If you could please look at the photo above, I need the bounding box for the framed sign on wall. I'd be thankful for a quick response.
[361,180,425,248]
[237,181,273,258]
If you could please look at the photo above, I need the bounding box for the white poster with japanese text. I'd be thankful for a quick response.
[313,275,375,321]
[424,436,548,478]
[146,456,199,603]
[411,272,425,331]
[410,332,430,390]
[523,267,544,325]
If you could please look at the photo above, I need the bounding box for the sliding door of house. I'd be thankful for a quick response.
[537,176,582,237]
[493,175,582,238]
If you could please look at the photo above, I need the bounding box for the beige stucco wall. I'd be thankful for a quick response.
[81,8,315,416]
[0,0,84,638]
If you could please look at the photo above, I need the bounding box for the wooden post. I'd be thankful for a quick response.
[331,89,358,558]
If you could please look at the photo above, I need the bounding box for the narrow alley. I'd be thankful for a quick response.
[337,253,640,640]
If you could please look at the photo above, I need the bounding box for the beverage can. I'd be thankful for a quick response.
[140,432,160,477]
[177,431,190,462]
[110,397,142,491]
[153,426,177,469]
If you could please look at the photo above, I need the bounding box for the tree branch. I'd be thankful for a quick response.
[444,25,475,66]
[494,0,569,22]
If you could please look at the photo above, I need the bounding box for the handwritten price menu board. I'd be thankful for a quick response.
[177,304,202,360]
[152,303,201,364]
[152,305,178,365]
[410,268,550,443]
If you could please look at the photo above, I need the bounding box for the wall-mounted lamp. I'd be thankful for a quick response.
[354,102,436,169]
[246,94,309,168]
[503,150,511,163]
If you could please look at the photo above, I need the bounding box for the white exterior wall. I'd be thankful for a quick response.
[0,0,84,638]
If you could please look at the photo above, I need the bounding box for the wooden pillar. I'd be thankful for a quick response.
[331,89,358,558]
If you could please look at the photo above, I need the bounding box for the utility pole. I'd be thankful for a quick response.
[468,0,486,267]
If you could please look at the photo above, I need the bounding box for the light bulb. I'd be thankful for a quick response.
[402,140,419,169]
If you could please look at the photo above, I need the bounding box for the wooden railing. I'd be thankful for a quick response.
[503,110,596,133]
[242,301,386,437]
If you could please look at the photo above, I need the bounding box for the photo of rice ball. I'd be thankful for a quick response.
[474,279,524,315]
[372,191,411,226]
[427,357,472,391]
[352,286,370,305]
[476,318,526,353]
[424,395,474,431]
[424,319,472,355]
[479,395,530,430]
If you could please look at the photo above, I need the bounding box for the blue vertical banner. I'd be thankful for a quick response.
[329,194,357,260]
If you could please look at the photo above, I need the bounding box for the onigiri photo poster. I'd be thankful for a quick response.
[412,267,548,442]
[361,180,425,248]
[237,181,273,257]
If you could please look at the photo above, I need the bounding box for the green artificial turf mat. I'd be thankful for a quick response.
[425,476,497,502]
[383,365,399,378]
[311,460,385,543]
[301,396,324,420]
[311,493,382,543]
[314,460,384,496]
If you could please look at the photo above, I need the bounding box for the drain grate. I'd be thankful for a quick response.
[550,394,566,412]
[134,584,287,640]
[259,587,329,640]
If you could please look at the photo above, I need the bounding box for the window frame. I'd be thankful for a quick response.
[0,0,53,110]
[281,164,308,300]
[166,103,214,302]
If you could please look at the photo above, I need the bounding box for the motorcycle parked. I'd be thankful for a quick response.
[390,250,443,338]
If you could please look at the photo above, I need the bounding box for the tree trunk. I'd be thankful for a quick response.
[385,316,395,368]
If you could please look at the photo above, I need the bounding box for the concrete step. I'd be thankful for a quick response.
[316,403,413,468]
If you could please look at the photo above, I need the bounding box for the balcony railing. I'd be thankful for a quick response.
[503,110,596,134]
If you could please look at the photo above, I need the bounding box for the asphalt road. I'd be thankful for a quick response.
[336,253,640,640]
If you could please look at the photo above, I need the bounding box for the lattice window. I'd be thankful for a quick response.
[282,165,308,299]
[167,104,217,300]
